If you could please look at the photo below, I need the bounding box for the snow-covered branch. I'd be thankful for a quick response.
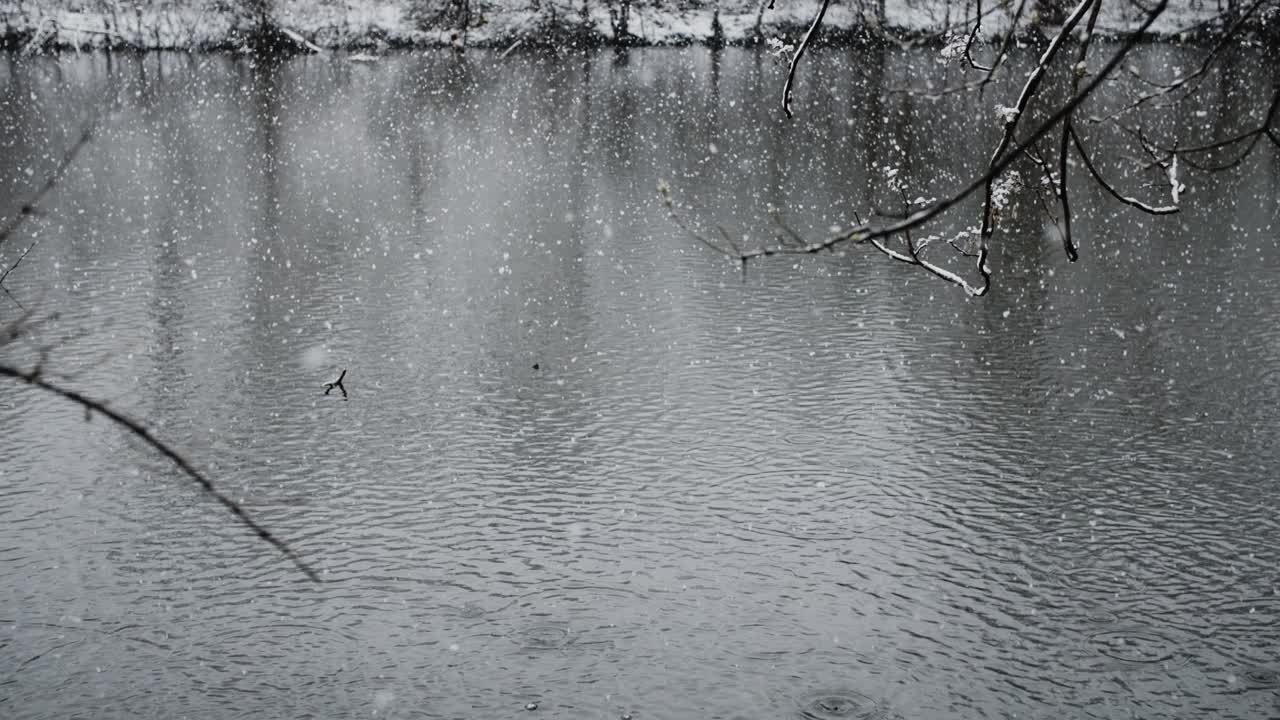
[666,0,1174,295]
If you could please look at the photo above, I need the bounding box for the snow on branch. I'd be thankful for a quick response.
[1068,126,1179,215]
[663,0,1173,295]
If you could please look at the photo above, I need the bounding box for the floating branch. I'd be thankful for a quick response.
[324,369,348,399]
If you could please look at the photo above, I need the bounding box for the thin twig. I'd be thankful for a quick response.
[0,240,38,288]
[1168,88,1279,154]
[769,208,808,247]
[1069,125,1178,214]
[1089,0,1268,125]
[0,124,96,250]
[977,0,1031,99]
[961,9,991,72]
[715,226,742,256]
[658,182,734,257]
[0,363,321,582]
[668,0,1169,295]
[980,0,1098,239]
[1118,87,1280,172]
[868,237,985,293]
[1,284,24,310]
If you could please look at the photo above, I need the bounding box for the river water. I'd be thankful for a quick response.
[1,45,1278,719]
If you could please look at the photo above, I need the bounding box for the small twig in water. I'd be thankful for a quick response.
[324,369,348,399]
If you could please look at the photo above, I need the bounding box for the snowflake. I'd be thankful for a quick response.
[940,32,967,61]
[996,105,1020,124]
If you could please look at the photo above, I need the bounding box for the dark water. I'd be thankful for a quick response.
[1,45,1278,719]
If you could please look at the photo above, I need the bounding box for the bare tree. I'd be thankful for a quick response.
[667,0,1280,294]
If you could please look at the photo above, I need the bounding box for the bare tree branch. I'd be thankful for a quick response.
[868,236,986,293]
[979,0,1098,241]
[977,0,1032,99]
[666,0,1171,295]
[2,105,322,583]
[782,0,834,118]
[0,124,96,250]
[0,240,39,309]
[1052,0,1105,262]
[1172,87,1279,154]
[1091,0,1270,124]
[0,241,38,287]
[962,16,992,73]
[1068,125,1179,214]
[1121,86,1280,172]
[0,362,322,582]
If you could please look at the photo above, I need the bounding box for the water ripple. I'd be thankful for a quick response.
[795,689,887,720]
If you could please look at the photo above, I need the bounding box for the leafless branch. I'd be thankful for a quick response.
[782,0,834,118]
[1068,125,1179,214]
[658,181,737,258]
[1175,88,1279,154]
[715,226,743,257]
[769,207,810,248]
[962,18,991,73]
[1,100,321,583]
[0,124,96,250]
[1052,0,1105,263]
[666,0,1170,295]
[977,0,1032,99]
[0,361,321,582]
[0,240,39,309]
[1091,0,1270,124]
[979,0,1098,242]
[1121,86,1280,172]
[867,236,987,294]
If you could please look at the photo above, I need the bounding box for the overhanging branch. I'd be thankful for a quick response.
[0,363,322,582]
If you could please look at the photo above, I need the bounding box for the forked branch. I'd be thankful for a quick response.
[665,0,1171,295]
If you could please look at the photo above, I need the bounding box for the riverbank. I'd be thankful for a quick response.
[1,0,1268,52]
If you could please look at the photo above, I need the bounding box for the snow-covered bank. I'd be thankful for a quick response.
[0,0,1272,52]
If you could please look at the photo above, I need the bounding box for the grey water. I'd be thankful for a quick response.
[1,45,1278,719]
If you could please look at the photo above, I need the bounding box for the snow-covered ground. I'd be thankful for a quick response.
[0,0,1253,51]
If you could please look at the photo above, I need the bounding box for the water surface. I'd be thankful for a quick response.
[1,46,1279,719]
